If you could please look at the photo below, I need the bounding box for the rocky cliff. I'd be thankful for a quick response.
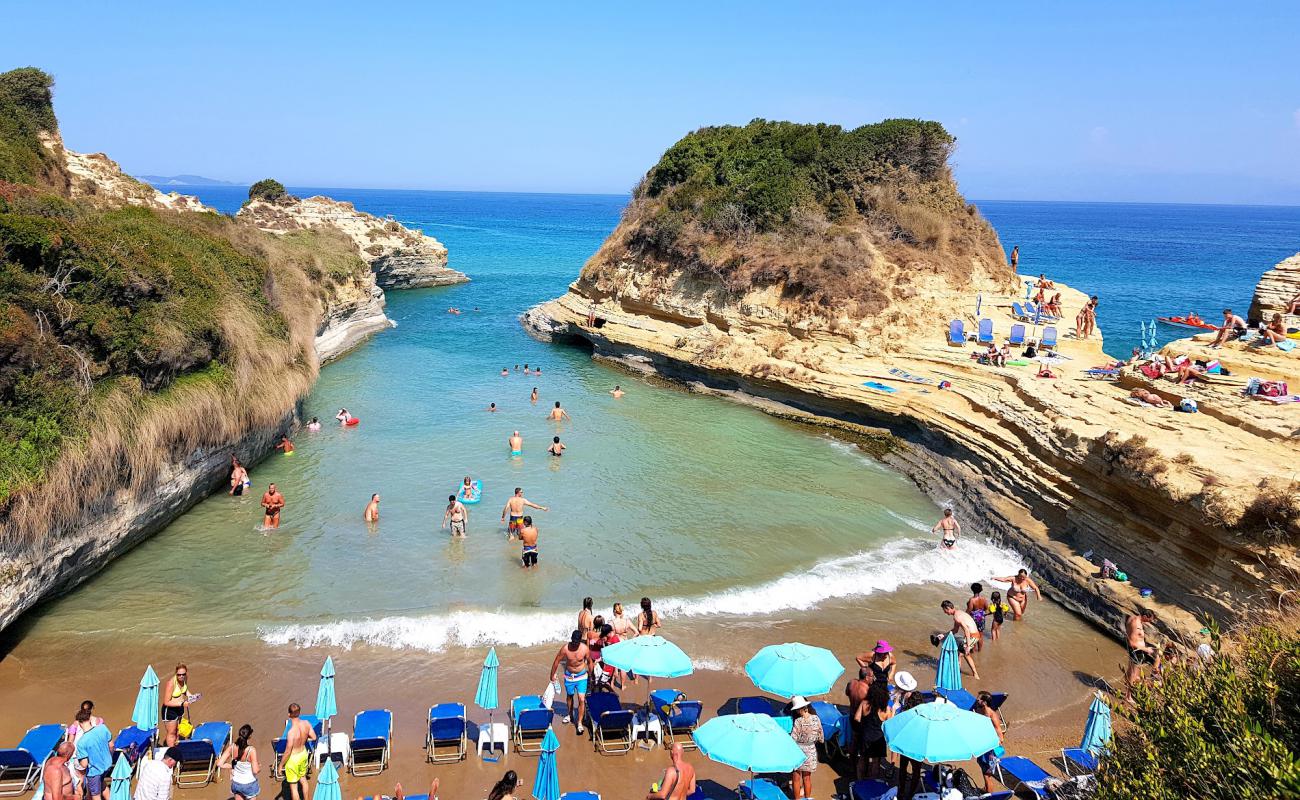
[1248,252,1300,324]
[239,195,467,289]
[526,121,1300,647]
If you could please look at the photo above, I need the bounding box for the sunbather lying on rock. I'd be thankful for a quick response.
[1130,389,1173,408]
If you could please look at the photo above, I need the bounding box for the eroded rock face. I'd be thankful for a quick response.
[239,196,467,288]
[1249,252,1300,323]
[41,133,213,213]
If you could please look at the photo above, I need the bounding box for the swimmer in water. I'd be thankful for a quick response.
[488,402,498,412]
[610,385,624,398]
[547,401,570,422]
[306,417,321,431]
[933,508,960,549]
[501,368,509,377]
[275,435,294,455]
[261,483,285,530]
[509,431,523,455]
[442,494,468,537]
[502,487,547,539]
[523,363,530,375]
[530,387,538,404]
[548,436,565,457]
[335,408,353,424]
[459,476,477,501]
[519,516,539,567]
[364,493,380,522]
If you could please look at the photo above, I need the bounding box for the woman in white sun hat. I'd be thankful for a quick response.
[787,695,824,799]
[892,670,918,711]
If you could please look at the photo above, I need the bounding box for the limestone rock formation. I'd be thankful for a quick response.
[239,195,467,288]
[1248,252,1300,324]
[41,132,212,213]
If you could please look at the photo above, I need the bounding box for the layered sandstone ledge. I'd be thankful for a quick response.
[525,261,1300,645]
[239,196,467,289]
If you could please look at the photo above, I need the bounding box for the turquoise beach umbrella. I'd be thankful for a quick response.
[694,713,805,774]
[312,759,341,800]
[532,727,561,800]
[475,648,499,711]
[745,642,845,698]
[935,633,963,692]
[599,636,693,678]
[109,752,133,800]
[132,665,160,731]
[1079,693,1112,755]
[315,657,337,721]
[883,700,999,764]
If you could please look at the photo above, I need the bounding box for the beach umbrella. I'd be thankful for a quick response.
[1079,692,1112,755]
[600,635,693,745]
[475,648,501,762]
[975,293,982,318]
[315,657,337,759]
[599,636,693,678]
[132,665,160,733]
[935,633,963,692]
[883,700,999,764]
[312,759,341,800]
[108,752,133,800]
[744,642,845,698]
[694,713,805,774]
[532,727,561,800]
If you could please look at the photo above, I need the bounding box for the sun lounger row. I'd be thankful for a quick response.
[949,319,1058,349]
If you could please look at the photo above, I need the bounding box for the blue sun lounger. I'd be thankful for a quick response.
[651,690,702,750]
[995,756,1055,798]
[738,778,785,800]
[0,724,63,797]
[349,709,392,777]
[510,695,554,754]
[1009,323,1026,345]
[584,693,634,754]
[172,721,231,788]
[948,319,966,346]
[424,703,467,764]
[270,715,322,779]
[1061,746,1099,777]
[112,726,154,775]
[1041,326,1059,349]
[936,687,978,710]
[849,779,890,800]
[736,696,780,716]
[560,794,602,800]
[978,318,994,343]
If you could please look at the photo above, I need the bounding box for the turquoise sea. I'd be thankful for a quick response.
[14,188,1296,654]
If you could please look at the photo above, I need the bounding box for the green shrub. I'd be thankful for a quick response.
[248,177,288,202]
[1097,617,1300,799]
[0,67,63,187]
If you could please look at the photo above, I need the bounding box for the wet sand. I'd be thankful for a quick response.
[0,581,1123,799]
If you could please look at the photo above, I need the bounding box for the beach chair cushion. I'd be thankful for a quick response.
[427,704,466,740]
[560,794,601,800]
[978,318,994,343]
[1,724,63,768]
[997,756,1054,798]
[1041,327,1059,348]
[987,692,1008,711]
[1062,746,1098,774]
[949,320,965,345]
[737,696,778,716]
[585,692,622,724]
[849,779,890,800]
[511,695,547,720]
[352,710,392,750]
[937,687,978,710]
[593,709,634,752]
[738,778,785,800]
[176,721,230,757]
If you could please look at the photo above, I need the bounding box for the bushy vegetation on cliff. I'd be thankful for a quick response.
[0,68,363,531]
[248,177,290,203]
[589,118,1009,313]
[1097,616,1299,799]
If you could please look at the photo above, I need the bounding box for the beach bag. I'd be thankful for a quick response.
[1140,363,1162,380]
[1101,559,1118,579]
[178,710,194,739]
[1179,398,1198,413]
[541,680,558,710]
[1246,377,1261,395]
[1260,380,1289,398]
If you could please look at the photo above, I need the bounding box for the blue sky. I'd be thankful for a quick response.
[7,1,1299,203]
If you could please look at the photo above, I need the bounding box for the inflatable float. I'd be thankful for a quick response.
[1157,316,1216,330]
[343,417,360,427]
[457,479,482,504]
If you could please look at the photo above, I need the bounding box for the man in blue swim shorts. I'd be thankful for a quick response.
[549,630,591,734]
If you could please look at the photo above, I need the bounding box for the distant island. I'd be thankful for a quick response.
[135,173,241,186]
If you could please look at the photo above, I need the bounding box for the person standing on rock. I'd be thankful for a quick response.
[261,484,285,530]
[1009,246,1019,271]
[1125,607,1160,701]
[932,508,960,549]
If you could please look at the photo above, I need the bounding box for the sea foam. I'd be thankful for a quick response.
[259,537,1023,653]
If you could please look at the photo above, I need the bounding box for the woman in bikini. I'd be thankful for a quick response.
[161,664,194,746]
[993,570,1042,620]
[1260,313,1288,345]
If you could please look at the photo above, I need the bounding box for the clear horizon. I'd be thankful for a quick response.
[9,1,1300,205]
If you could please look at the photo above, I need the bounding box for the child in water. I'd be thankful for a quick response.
[306,417,321,432]
[275,435,294,455]
[989,591,1008,641]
